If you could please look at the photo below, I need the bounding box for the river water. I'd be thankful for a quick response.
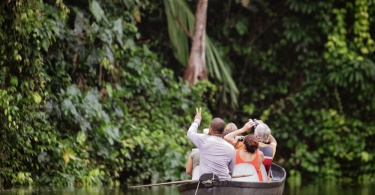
[1,181,374,195]
[126,181,375,195]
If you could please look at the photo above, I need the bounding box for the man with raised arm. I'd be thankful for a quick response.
[187,108,255,181]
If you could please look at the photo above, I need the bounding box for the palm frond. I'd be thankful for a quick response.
[164,0,194,66]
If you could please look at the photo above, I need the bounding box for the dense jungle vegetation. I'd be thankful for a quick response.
[1,0,375,188]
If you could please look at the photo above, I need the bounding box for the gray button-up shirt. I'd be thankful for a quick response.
[187,119,235,181]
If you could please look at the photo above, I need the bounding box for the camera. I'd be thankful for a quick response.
[237,136,245,142]
[252,119,259,130]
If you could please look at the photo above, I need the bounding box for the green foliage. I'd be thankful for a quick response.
[171,0,375,181]
[0,0,216,188]
[241,0,375,181]
[0,0,66,186]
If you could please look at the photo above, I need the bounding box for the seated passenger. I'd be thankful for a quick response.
[185,148,200,179]
[254,123,277,175]
[224,119,277,180]
[222,123,244,150]
[235,134,264,181]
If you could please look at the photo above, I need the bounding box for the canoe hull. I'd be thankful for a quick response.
[178,163,286,195]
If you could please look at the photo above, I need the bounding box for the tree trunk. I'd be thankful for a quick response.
[183,0,208,87]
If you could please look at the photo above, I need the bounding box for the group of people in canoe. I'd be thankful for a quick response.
[185,108,277,182]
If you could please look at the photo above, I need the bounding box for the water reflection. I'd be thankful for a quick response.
[0,187,126,195]
[284,181,375,195]
[1,182,374,195]
[127,185,178,195]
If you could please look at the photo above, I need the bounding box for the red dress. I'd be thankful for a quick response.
[235,149,263,181]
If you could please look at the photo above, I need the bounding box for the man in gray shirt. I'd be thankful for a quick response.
[187,108,235,181]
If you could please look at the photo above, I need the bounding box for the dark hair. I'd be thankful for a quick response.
[210,118,226,134]
[243,134,259,153]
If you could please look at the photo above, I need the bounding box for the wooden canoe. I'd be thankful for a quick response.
[177,163,286,195]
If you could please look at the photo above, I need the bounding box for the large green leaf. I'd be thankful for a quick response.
[164,0,193,66]
[89,0,108,23]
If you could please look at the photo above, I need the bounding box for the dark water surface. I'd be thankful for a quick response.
[126,181,375,195]
[285,181,375,195]
[1,182,374,194]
